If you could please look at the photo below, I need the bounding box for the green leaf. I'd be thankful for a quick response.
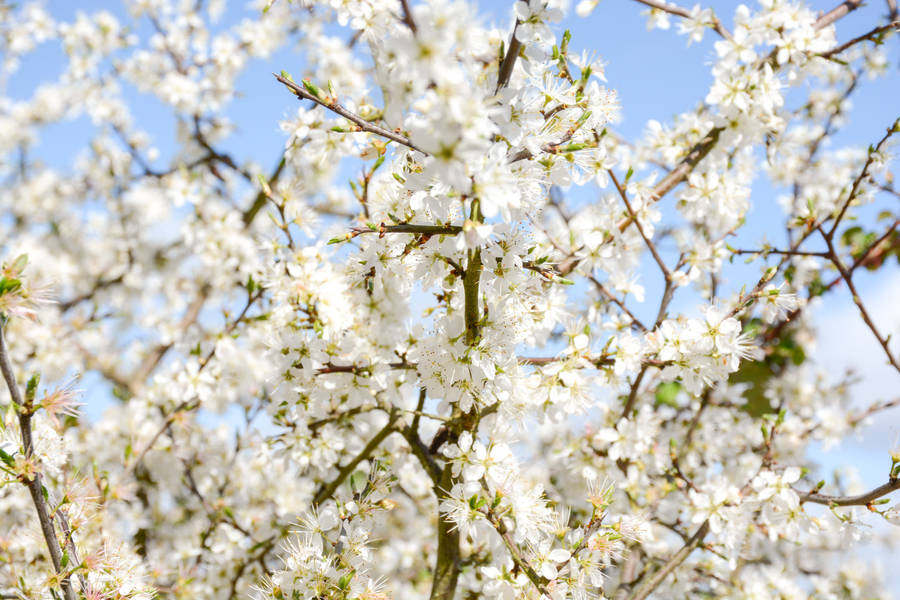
[25,373,40,403]
[0,276,22,297]
[337,570,355,590]
[302,79,322,99]
[0,447,15,467]
[654,382,682,408]
[10,254,28,274]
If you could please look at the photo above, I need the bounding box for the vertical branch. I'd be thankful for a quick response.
[463,246,483,346]
[399,0,418,33]
[0,324,77,600]
[430,199,484,600]
[429,460,462,600]
[312,411,399,507]
[464,199,485,346]
[496,22,522,93]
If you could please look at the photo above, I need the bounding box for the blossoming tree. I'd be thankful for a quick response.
[1,0,899,598]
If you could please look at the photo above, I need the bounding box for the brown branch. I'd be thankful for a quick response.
[347,223,463,238]
[315,360,413,375]
[731,248,828,258]
[646,126,722,209]
[131,284,209,387]
[243,155,287,226]
[399,0,417,32]
[518,355,668,368]
[482,508,552,597]
[622,366,649,418]
[402,389,442,484]
[58,273,125,311]
[607,0,864,253]
[610,170,671,281]
[312,411,399,506]
[121,398,199,481]
[627,520,710,600]
[631,0,733,40]
[275,74,424,153]
[430,459,461,600]
[797,478,900,506]
[588,275,649,332]
[0,324,77,600]
[828,121,899,239]
[815,0,866,30]
[848,397,900,427]
[819,20,900,58]
[818,225,900,373]
[496,22,522,93]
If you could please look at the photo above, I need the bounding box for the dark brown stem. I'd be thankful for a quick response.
[819,20,900,58]
[828,121,898,239]
[313,411,399,506]
[349,223,463,237]
[815,0,866,30]
[797,478,900,506]
[496,22,522,93]
[588,276,649,332]
[610,170,671,281]
[627,520,710,600]
[631,0,733,40]
[0,325,77,600]
[275,74,424,153]
[483,508,552,597]
[731,248,828,258]
[622,366,648,418]
[818,225,900,373]
[399,0,417,32]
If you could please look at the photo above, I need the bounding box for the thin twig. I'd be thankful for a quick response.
[484,508,552,597]
[797,478,900,506]
[610,170,671,281]
[0,324,77,600]
[828,121,898,239]
[399,0,417,32]
[588,275,649,332]
[815,0,866,30]
[496,22,522,93]
[631,0,733,40]
[347,223,463,238]
[819,20,900,58]
[131,284,209,387]
[312,411,399,506]
[731,248,828,258]
[275,74,424,153]
[818,225,900,373]
[627,520,710,600]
